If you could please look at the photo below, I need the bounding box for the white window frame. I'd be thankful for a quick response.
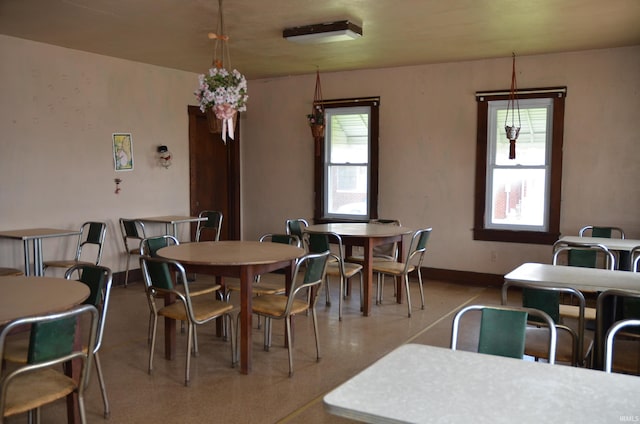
[324,106,371,220]
[484,98,553,231]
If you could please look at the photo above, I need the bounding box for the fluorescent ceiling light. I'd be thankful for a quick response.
[283,20,362,44]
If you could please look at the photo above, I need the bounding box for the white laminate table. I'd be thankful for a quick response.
[558,236,640,252]
[0,228,81,276]
[137,215,207,241]
[323,344,640,424]
[504,262,640,293]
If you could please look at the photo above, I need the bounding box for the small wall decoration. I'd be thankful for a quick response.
[113,133,134,171]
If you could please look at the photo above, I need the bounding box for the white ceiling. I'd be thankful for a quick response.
[1,0,639,79]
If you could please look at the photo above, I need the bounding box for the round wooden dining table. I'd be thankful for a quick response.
[157,240,305,374]
[0,275,90,325]
[305,223,413,316]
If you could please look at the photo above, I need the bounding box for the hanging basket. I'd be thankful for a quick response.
[310,123,325,138]
[307,70,325,139]
[206,107,237,137]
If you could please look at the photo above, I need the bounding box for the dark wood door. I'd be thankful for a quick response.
[188,106,241,240]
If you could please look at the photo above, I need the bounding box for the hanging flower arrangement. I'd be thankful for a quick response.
[194,0,247,144]
[195,67,248,143]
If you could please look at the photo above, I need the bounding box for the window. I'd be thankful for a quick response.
[474,88,566,244]
[314,98,379,222]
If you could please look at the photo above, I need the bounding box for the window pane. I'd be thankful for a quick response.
[488,168,546,229]
[329,113,369,164]
[327,165,368,215]
[493,105,549,166]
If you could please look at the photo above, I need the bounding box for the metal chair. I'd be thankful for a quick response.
[223,233,301,301]
[605,319,640,373]
[372,228,431,317]
[305,231,363,321]
[451,304,557,364]
[0,304,99,424]
[579,225,625,239]
[285,218,309,247]
[2,264,113,418]
[119,218,147,287]
[195,210,223,242]
[596,289,640,373]
[347,219,401,262]
[552,240,616,322]
[43,221,107,274]
[251,250,330,377]
[502,281,593,366]
[140,255,235,386]
[579,225,628,270]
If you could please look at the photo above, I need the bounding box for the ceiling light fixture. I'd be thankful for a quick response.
[283,20,362,44]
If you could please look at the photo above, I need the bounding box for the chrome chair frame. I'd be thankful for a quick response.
[304,231,363,321]
[195,210,223,242]
[0,304,99,424]
[140,255,235,386]
[451,304,557,364]
[119,218,147,287]
[372,227,432,317]
[251,250,330,377]
[43,221,107,274]
[604,319,640,373]
[502,280,591,366]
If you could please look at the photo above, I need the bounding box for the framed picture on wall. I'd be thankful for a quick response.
[113,133,134,171]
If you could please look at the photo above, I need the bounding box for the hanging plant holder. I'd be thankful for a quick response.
[505,53,521,160]
[308,70,325,142]
[206,107,237,135]
[194,0,248,144]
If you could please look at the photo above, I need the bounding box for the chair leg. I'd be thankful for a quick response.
[405,275,412,318]
[263,317,272,351]
[417,269,425,310]
[192,327,199,357]
[338,275,344,321]
[325,276,332,306]
[124,254,131,287]
[286,316,294,377]
[312,308,321,362]
[94,352,111,418]
[148,315,158,374]
[185,322,193,386]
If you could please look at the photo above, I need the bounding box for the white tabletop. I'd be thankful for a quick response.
[0,227,80,240]
[558,236,640,252]
[504,262,640,292]
[324,344,640,423]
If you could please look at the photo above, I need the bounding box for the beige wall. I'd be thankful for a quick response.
[1,33,638,277]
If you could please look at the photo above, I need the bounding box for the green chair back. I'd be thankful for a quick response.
[307,233,330,254]
[303,252,328,284]
[286,219,308,239]
[591,227,613,238]
[478,308,527,359]
[146,259,174,291]
[27,316,77,364]
[146,237,172,257]
[522,288,560,323]
[86,222,105,244]
[568,249,597,268]
[76,265,108,307]
[122,219,142,238]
